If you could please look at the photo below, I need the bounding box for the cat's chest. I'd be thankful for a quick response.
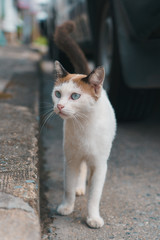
[64,120,104,153]
[65,123,91,145]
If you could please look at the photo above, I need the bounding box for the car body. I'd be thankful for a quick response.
[47,0,160,120]
[113,0,160,88]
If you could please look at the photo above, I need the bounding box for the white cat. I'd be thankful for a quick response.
[52,61,116,228]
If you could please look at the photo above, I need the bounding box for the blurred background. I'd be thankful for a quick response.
[1,0,160,121]
[0,0,49,45]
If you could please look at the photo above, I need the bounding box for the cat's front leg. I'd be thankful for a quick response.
[57,162,79,215]
[86,163,107,228]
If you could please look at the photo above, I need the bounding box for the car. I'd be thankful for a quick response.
[47,0,160,121]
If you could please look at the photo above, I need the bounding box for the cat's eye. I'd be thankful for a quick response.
[71,93,81,100]
[55,91,61,98]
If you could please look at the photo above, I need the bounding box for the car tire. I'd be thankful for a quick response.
[96,1,155,121]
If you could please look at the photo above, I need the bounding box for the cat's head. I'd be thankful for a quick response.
[52,61,105,120]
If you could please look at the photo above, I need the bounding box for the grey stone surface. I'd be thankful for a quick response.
[0,209,40,240]
[40,61,160,240]
[0,192,40,240]
[0,46,41,240]
[0,46,38,92]
[0,192,34,213]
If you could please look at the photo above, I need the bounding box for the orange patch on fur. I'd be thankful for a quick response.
[55,74,98,100]
[55,73,79,85]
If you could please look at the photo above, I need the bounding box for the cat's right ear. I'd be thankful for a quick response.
[54,61,68,78]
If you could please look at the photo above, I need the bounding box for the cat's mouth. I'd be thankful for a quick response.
[54,108,71,119]
[58,111,70,119]
[59,112,68,117]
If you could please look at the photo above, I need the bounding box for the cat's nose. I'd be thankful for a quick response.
[57,104,64,111]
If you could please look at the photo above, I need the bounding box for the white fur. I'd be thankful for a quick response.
[52,79,116,228]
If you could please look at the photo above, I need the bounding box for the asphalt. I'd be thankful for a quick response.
[0,46,41,240]
[40,60,160,240]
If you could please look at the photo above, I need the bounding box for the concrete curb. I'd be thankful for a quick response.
[0,46,41,240]
[0,193,40,240]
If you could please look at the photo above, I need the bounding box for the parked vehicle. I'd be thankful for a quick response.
[47,0,160,121]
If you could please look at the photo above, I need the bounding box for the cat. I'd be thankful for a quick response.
[52,21,116,228]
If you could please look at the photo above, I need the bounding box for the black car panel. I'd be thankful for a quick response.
[121,0,160,40]
[113,0,160,88]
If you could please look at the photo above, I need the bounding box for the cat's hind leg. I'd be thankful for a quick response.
[57,161,80,215]
[76,161,87,196]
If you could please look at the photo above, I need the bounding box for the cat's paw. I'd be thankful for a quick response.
[76,186,85,196]
[57,203,74,215]
[86,216,104,228]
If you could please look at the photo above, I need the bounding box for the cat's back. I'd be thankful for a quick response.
[92,89,116,143]
[99,89,116,133]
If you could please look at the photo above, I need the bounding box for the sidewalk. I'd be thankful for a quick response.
[0,46,41,240]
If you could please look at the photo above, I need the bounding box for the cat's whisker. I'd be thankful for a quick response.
[40,111,55,135]
[64,108,74,114]
[76,112,88,121]
[39,104,54,114]
[60,108,75,118]
[40,110,53,128]
[74,109,88,119]
[40,109,51,114]
[41,112,56,134]
[72,118,78,130]
[73,114,84,131]
[74,113,88,126]
[40,108,54,118]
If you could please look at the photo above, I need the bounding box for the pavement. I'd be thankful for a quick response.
[0,46,41,240]
[40,61,160,240]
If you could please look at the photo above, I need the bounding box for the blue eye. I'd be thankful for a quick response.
[71,93,81,100]
[55,91,61,98]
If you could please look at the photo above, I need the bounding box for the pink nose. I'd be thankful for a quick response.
[57,104,64,111]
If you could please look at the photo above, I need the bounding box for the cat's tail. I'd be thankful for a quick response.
[54,21,90,75]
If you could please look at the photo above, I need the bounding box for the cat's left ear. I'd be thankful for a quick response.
[54,60,68,78]
[83,66,105,96]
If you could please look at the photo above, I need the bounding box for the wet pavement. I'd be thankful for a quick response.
[40,61,160,240]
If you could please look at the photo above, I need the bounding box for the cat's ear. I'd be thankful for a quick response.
[54,61,68,78]
[82,66,105,96]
